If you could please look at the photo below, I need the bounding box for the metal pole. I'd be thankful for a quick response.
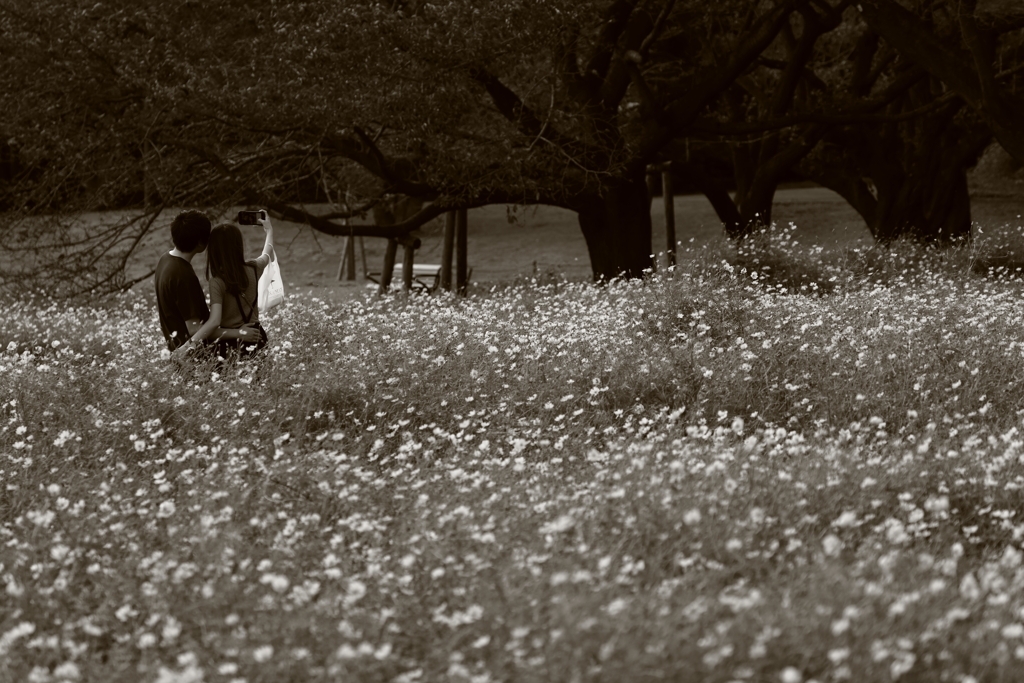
[662,165,676,268]
[455,208,468,296]
[359,236,368,279]
[337,236,349,281]
[646,167,659,273]
[401,239,415,291]
[338,233,357,280]
[441,210,455,291]
[646,167,659,205]
[380,238,398,293]
[346,234,357,280]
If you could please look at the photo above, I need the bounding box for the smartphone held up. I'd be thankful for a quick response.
[237,210,267,225]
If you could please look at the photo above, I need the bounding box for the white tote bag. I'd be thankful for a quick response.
[258,251,285,311]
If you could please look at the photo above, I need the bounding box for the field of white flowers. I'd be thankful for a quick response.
[6,230,1024,683]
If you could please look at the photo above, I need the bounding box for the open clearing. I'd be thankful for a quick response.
[5,187,1024,680]
[120,186,1024,303]
[124,188,861,298]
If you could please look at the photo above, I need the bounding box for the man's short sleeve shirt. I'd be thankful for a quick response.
[155,253,209,350]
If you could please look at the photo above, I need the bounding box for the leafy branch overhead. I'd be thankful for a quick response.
[2,0,1024,293]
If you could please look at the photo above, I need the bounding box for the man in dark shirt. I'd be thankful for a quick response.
[155,210,213,351]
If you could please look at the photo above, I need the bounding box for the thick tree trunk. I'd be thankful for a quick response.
[675,158,779,241]
[577,175,653,281]
[685,121,825,242]
[379,238,398,293]
[729,142,776,239]
[799,80,990,246]
[871,166,972,245]
[732,126,828,241]
[735,181,777,239]
[675,161,741,236]
[808,149,975,245]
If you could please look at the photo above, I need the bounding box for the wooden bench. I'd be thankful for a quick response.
[367,263,444,292]
[367,263,473,293]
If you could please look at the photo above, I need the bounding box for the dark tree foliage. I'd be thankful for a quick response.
[857,0,1024,163]
[0,0,806,292]
[675,4,995,244]
[0,0,1021,295]
[677,2,853,240]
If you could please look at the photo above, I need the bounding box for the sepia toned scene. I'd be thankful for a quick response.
[5,1,1024,681]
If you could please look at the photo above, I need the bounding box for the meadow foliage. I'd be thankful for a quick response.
[6,227,1024,682]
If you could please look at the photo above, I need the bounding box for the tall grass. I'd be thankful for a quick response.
[5,225,1024,682]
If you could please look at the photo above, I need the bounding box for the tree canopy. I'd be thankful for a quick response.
[2,0,1023,294]
[857,0,1024,163]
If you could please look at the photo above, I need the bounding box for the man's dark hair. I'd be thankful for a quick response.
[170,210,212,252]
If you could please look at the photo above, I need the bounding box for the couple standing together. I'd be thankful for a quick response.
[155,209,275,362]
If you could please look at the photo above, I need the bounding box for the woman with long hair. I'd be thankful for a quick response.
[175,211,274,360]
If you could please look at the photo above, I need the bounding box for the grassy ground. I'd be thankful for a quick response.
[123,186,1024,306]
[120,187,866,300]
[7,216,1024,680]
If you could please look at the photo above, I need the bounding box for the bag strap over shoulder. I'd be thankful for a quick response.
[232,264,259,324]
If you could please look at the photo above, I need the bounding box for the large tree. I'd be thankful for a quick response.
[799,81,991,245]
[856,0,1024,163]
[6,0,1012,295]
[677,5,994,245]
[688,1,849,240]
[0,0,809,293]
[793,18,993,244]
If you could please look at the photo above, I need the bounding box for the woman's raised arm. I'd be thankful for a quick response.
[258,212,275,261]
